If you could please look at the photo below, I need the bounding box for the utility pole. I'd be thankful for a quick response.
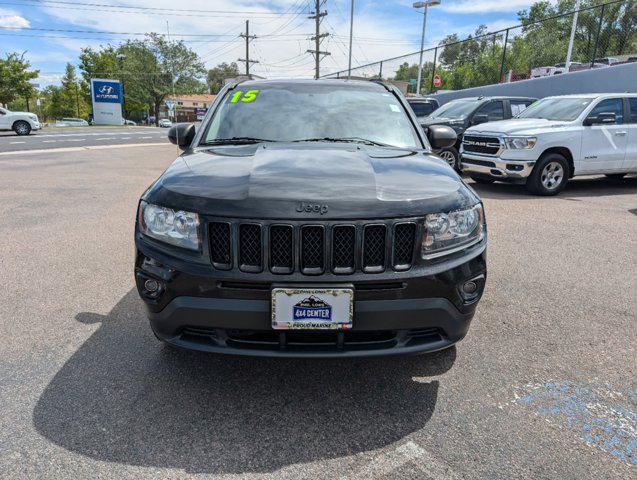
[238,20,258,77]
[347,0,354,79]
[307,0,329,79]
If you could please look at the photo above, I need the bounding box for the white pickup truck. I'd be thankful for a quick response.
[460,94,637,195]
[0,107,41,135]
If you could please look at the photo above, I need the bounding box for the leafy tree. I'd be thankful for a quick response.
[59,63,89,118]
[0,52,39,107]
[118,34,205,125]
[207,62,239,94]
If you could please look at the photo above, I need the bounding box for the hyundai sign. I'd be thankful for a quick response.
[90,78,123,125]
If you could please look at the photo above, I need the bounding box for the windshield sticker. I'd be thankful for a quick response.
[229,89,260,104]
[389,104,400,112]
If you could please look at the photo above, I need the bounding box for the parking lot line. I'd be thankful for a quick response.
[9,141,26,144]
[0,142,170,156]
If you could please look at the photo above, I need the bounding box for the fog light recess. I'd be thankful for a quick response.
[459,274,485,302]
[144,279,160,293]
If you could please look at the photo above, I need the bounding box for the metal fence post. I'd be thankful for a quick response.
[429,47,438,92]
[590,3,605,68]
[499,28,509,83]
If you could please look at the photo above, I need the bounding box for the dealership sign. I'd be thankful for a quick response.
[194,107,207,120]
[90,78,123,125]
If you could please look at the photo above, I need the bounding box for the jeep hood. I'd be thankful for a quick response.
[144,142,478,219]
[467,118,570,136]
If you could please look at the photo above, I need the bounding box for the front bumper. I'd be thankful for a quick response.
[31,122,41,130]
[460,152,535,181]
[135,239,487,358]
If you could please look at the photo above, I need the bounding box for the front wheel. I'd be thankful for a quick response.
[525,153,569,196]
[437,147,460,171]
[13,120,31,136]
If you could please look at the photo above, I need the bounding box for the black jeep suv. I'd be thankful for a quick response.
[134,79,487,357]
[420,96,536,170]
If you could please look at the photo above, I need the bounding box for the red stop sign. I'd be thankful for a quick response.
[433,75,441,88]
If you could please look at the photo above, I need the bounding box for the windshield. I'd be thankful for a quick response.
[429,99,481,119]
[517,97,594,121]
[203,83,421,148]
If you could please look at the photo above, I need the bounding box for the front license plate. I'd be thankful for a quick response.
[271,287,354,330]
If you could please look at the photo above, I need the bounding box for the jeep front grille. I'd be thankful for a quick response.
[208,218,419,275]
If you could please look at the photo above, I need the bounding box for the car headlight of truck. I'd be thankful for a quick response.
[422,204,485,258]
[504,136,536,149]
[138,201,200,250]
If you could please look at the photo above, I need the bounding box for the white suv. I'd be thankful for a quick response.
[460,94,637,195]
[0,107,41,135]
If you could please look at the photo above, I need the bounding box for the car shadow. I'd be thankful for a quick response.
[33,289,455,475]
[468,174,637,200]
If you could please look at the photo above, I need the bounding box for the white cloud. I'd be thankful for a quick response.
[0,7,30,29]
[439,0,533,14]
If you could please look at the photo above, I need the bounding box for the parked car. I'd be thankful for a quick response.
[0,107,41,135]
[52,117,89,127]
[122,119,136,126]
[134,79,487,357]
[406,96,440,120]
[420,96,536,169]
[460,93,637,195]
[159,119,172,128]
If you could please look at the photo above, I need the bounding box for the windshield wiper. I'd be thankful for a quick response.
[202,137,277,145]
[292,136,393,147]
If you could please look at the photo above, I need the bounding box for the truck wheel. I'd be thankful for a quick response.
[469,175,495,184]
[13,121,31,136]
[438,147,460,170]
[526,153,569,196]
[605,173,626,179]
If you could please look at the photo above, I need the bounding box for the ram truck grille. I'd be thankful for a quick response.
[462,135,502,156]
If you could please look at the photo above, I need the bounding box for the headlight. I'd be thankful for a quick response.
[504,136,536,149]
[138,201,200,250]
[422,204,485,258]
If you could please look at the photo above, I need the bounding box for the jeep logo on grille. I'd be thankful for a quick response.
[296,202,329,215]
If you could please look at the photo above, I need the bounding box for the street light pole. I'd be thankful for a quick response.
[347,0,355,79]
[413,0,440,95]
[565,0,581,71]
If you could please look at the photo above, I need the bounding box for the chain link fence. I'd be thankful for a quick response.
[322,0,636,94]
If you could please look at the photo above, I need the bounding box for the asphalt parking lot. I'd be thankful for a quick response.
[0,144,635,479]
[0,125,168,152]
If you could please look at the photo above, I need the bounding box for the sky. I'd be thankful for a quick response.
[0,0,538,88]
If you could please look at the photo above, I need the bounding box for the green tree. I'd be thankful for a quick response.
[58,63,89,118]
[118,34,205,125]
[0,52,39,107]
[206,62,239,94]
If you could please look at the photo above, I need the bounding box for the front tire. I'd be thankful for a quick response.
[13,120,31,136]
[437,147,460,171]
[526,153,569,196]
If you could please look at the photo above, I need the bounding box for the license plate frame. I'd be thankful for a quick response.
[271,286,354,330]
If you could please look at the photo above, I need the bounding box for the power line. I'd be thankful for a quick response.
[10,0,301,15]
[0,25,311,38]
[307,0,330,79]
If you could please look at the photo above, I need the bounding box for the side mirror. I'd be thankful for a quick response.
[168,123,196,150]
[584,112,616,126]
[427,125,457,149]
[471,114,489,126]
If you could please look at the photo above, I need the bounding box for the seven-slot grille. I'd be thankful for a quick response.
[462,135,502,155]
[208,220,418,275]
